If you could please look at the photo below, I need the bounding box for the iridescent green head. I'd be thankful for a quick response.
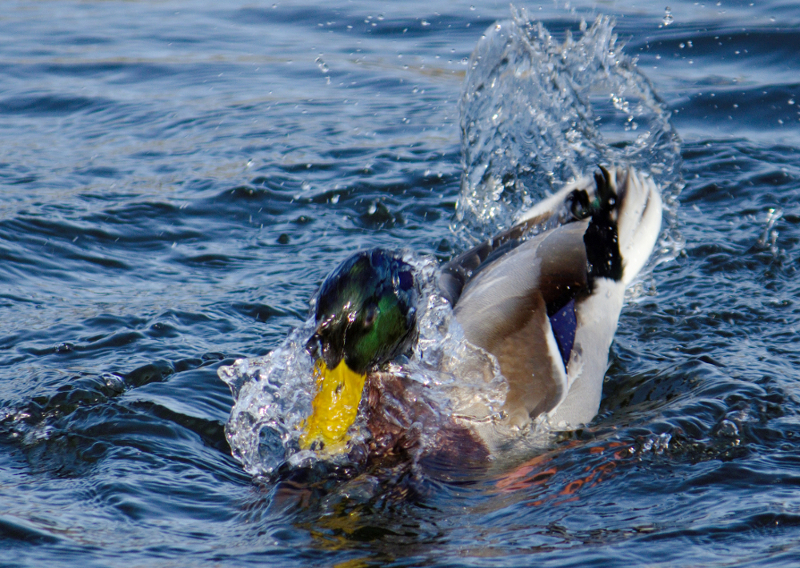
[308,248,419,374]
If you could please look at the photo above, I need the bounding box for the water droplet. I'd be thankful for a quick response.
[662,6,673,26]
[315,56,329,74]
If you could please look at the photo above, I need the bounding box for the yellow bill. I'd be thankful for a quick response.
[299,358,367,452]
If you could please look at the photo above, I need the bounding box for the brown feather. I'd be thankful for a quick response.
[453,221,591,424]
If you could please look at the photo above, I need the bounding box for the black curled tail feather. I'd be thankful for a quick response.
[584,166,623,282]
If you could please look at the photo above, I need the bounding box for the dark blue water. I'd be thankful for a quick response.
[2,1,800,566]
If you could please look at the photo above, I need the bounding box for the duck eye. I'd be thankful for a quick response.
[363,305,379,329]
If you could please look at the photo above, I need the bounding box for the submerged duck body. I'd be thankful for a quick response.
[302,166,662,461]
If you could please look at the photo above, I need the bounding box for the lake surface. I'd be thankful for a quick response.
[2,1,800,566]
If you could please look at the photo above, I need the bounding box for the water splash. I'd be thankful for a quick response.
[757,207,782,256]
[404,256,508,427]
[220,10,682,477]
[219,254,510,477]
[219,321,319,476]
[455,9,682,243]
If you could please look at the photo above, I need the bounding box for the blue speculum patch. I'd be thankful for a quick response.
[549,298,576,369]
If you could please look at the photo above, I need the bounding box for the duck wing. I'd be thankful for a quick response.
[438,169,604,306]
[441,167,662,428]
[452,221,589,426]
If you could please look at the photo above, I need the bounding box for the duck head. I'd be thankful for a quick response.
[301,248,418,451]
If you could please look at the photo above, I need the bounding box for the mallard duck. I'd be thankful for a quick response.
[300,166,662,459]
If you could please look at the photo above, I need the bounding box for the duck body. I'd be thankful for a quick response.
[303,166,662,461]
[446,167,662,432]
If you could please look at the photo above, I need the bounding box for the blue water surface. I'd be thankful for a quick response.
[1,1,800,567]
